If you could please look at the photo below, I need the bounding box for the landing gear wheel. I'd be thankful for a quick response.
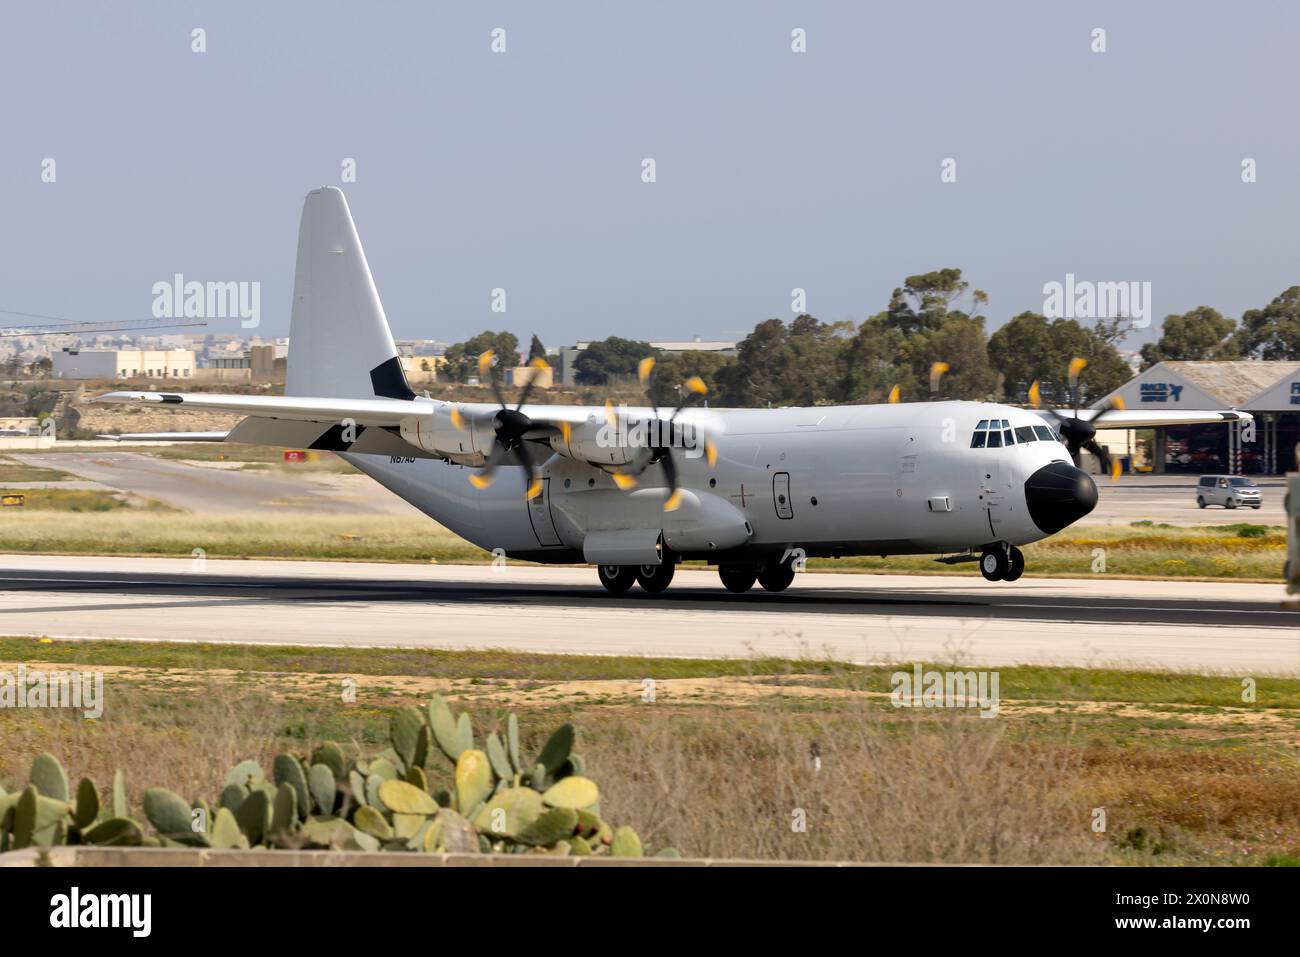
[1004,546,1025,582]
[1197,496,1206,509]
[597,565,637,595]
[636,562,676,594]
[757,560,796,593]
[979,548,1008,582]
[718,565,757,593]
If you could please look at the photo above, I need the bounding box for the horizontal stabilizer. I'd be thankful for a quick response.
[98,431,229,442]
[91,390,430,427]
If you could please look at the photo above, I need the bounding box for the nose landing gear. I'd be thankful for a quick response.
[979,544,1024,582]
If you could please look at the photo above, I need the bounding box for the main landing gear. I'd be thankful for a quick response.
[979,544,1024,582]
[597,556,798,596]
[597,562,676,594]
[717,557,796,594]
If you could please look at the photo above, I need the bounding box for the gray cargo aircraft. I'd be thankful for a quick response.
[95,189,1249,592]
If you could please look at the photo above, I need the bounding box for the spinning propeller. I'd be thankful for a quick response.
[607,357,718,512]
[1030,357,1124,480]
[461,351,550,499]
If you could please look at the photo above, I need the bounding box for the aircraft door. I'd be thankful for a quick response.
[527,477,563,546]
[980,421,1012,538]
[773,472,794,519]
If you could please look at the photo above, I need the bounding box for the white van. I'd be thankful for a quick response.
[1196,475,1262,510]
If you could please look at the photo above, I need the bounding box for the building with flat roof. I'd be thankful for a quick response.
[1095,360,1300,474]
[51,348,196,381]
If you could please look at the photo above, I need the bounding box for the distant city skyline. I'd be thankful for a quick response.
[4,2,1299,351]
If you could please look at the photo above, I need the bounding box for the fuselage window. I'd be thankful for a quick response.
[1032,425,1055,442]
[1014,425,1036,443]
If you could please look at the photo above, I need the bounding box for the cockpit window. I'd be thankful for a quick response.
[972,419,1056,448]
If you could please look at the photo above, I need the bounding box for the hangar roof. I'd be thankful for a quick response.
[1162,361,1300,407]
[1096,360,1300,412]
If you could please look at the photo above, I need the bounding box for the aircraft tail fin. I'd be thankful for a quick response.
[285,187,414,401]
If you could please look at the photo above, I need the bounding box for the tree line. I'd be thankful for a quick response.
[440,269,1300,408]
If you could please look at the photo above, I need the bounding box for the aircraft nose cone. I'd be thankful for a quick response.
[1024,461,1098,535]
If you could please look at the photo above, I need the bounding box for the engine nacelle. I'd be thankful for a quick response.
[548,414,642,469]
[399,407,493,466]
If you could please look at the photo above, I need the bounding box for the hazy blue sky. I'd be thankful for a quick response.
[3,1,1299,349]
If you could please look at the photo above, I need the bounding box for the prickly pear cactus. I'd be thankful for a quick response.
[0,698,674,859]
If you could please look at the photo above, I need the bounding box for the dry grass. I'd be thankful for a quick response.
[0,510,483,562]
[0,507,1286,579]
[0,681,288,813]
[3,642,1298,864]
[587,700,1101,864]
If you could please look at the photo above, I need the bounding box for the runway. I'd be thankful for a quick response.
[1,555,1296,674]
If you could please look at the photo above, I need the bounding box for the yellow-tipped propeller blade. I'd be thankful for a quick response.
[1110,457,1122,482]
[529,356,550,371]
[929,361,949,393]
[1110,396,1126,411]
[612,473,637,490]
[1067,356,1088,387]
[637,356,656,385]
[888,384,900,404]
[1028,381,1041,409]
[684,376,707,396]
[705,439,718,467]
[450,407,466,430]
[468,472,493,490]
[559,420,571,444]
[604,399,617,428]
[525,476,543,500]
[663,489,683,512]
[477,350,496,378]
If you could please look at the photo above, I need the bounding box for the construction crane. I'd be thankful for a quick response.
[0,311,207,338]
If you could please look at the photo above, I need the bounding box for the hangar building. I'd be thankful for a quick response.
[1094,360,1300,474]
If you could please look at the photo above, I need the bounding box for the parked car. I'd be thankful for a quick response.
[1196,475,1262,509]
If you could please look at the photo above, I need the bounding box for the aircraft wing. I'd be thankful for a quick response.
[1036,409,1252,429]
[90,391,720,466]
